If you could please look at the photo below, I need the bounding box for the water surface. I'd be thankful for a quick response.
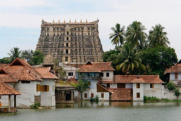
[0,102,181,121]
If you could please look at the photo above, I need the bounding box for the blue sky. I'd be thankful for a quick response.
[0,0,181,59]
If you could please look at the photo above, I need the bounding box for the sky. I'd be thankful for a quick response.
[0,0,181,59]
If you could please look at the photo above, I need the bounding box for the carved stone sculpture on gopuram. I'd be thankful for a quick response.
[36,19,103,64]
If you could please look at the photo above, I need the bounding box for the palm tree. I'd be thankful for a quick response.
[8,47,21,62]
[126,21,147,49]
[116,43,145,74]
[148,24,169,47]
[109,23,125,47]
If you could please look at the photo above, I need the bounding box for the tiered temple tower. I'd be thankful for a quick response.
[36,19,103,64]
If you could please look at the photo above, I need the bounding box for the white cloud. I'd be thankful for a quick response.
[0,0,181,58]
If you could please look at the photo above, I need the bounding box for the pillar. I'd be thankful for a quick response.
[14,95,16,108]
[8,95,11,112]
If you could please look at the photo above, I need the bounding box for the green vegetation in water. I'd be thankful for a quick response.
[30,103,40,109]
[90,96,99,103]
[144,96,181,103]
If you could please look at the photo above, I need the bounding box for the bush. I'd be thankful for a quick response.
[167,81,176,91]
[175,89,180,98]
[30,103,40,109]
[90,96,99,103]
[144,96,160,102]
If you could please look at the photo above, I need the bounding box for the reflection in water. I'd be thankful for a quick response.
[1,102,181,121]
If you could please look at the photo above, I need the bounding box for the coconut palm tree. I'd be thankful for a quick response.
[8,47,21,62]
[116,43,145,74]
[148,24,169,47]
[109,23,125,47]
[126,21,147,49]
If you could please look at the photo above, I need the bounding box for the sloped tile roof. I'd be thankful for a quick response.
[79,62,114,72]
[0,69,18,83]
[4,58,42,81]
[102,75,163,84]
[0,82,20,95]
[164,63,181,74]
[34,67,57,79]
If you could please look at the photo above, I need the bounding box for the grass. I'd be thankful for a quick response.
[144,96,181,103]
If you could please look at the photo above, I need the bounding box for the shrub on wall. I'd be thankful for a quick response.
[166,81,176,91]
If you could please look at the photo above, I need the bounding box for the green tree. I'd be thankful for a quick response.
[21,50,34,64]
[8,47,21,62]
[175,89,180,100]
[74,80,89,100]
[0,57,11,64]
[53,59,66,80]
[30,51,44,65]
[140,46,177,82]
[109,23,125,47]
[148,24,169,47]
[117,43,146,74]
[126,21,147,49]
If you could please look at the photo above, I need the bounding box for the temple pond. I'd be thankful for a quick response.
[1,102,181,121]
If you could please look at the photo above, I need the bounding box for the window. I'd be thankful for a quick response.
[66,43,69,47]
[106,73,109,77]
[101,93,104,98]
[150,84,154,88]
[107,84,110,88]
[36,84,41,91]
[68,72,73,76]
[84,93,87,98]
[65,57,68,62]
[66,49,69,54]
[91,93,94,98]
[0,95,1,99]
[100,73,103,77]
[136,93,140,98]
[67,32,69,35]
[36,85,49,92]
[67,37,69,41]
[117,84,125,88]
[136,83,140,88]
[175,73,178,79]
[21,81,30,84]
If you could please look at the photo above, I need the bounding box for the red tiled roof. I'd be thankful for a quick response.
[34,67,57,79]
[4,58,42,81]
[164,64,181,74]
[79,62,114,72]
[0,69,18,83]
[0,82,20,95]
[102,75,163,84]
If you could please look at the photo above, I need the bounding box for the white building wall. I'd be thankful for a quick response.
[126,84,132,88]
[102,71,114,81]
[110,84,117,88]
[133,83,144,101]
[83,80,109,101]
[16,81,40,108]
[144,84,164,98]
[40,80,56,107]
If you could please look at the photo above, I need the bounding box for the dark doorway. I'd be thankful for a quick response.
[66,91,71,101]
[117,83,125,88]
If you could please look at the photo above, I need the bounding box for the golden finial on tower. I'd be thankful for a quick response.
[52,19,55,24]
[80,19,82,23]
[64,19,65,23]
[58,19,60,24]
[75,19,77,23]
[86,19,88,23]
[69,19,71,23]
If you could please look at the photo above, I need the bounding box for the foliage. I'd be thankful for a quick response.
[139,46,177,81]
[144,96,160,102]
[105,21,178,81]
[126,21,147,49]
[166,81,176,91]
[30,103,40,109]
[8,47,21,62]
[116,43,146,74]
[90,96,99,103]
[30,50,44,65]
[53,59,66,80]
[109,23,125,47]
[174,89,180,98]
[148,24,169,47]
[73,80,90,100]
[21,50,34,64]
[0,57,11,64]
